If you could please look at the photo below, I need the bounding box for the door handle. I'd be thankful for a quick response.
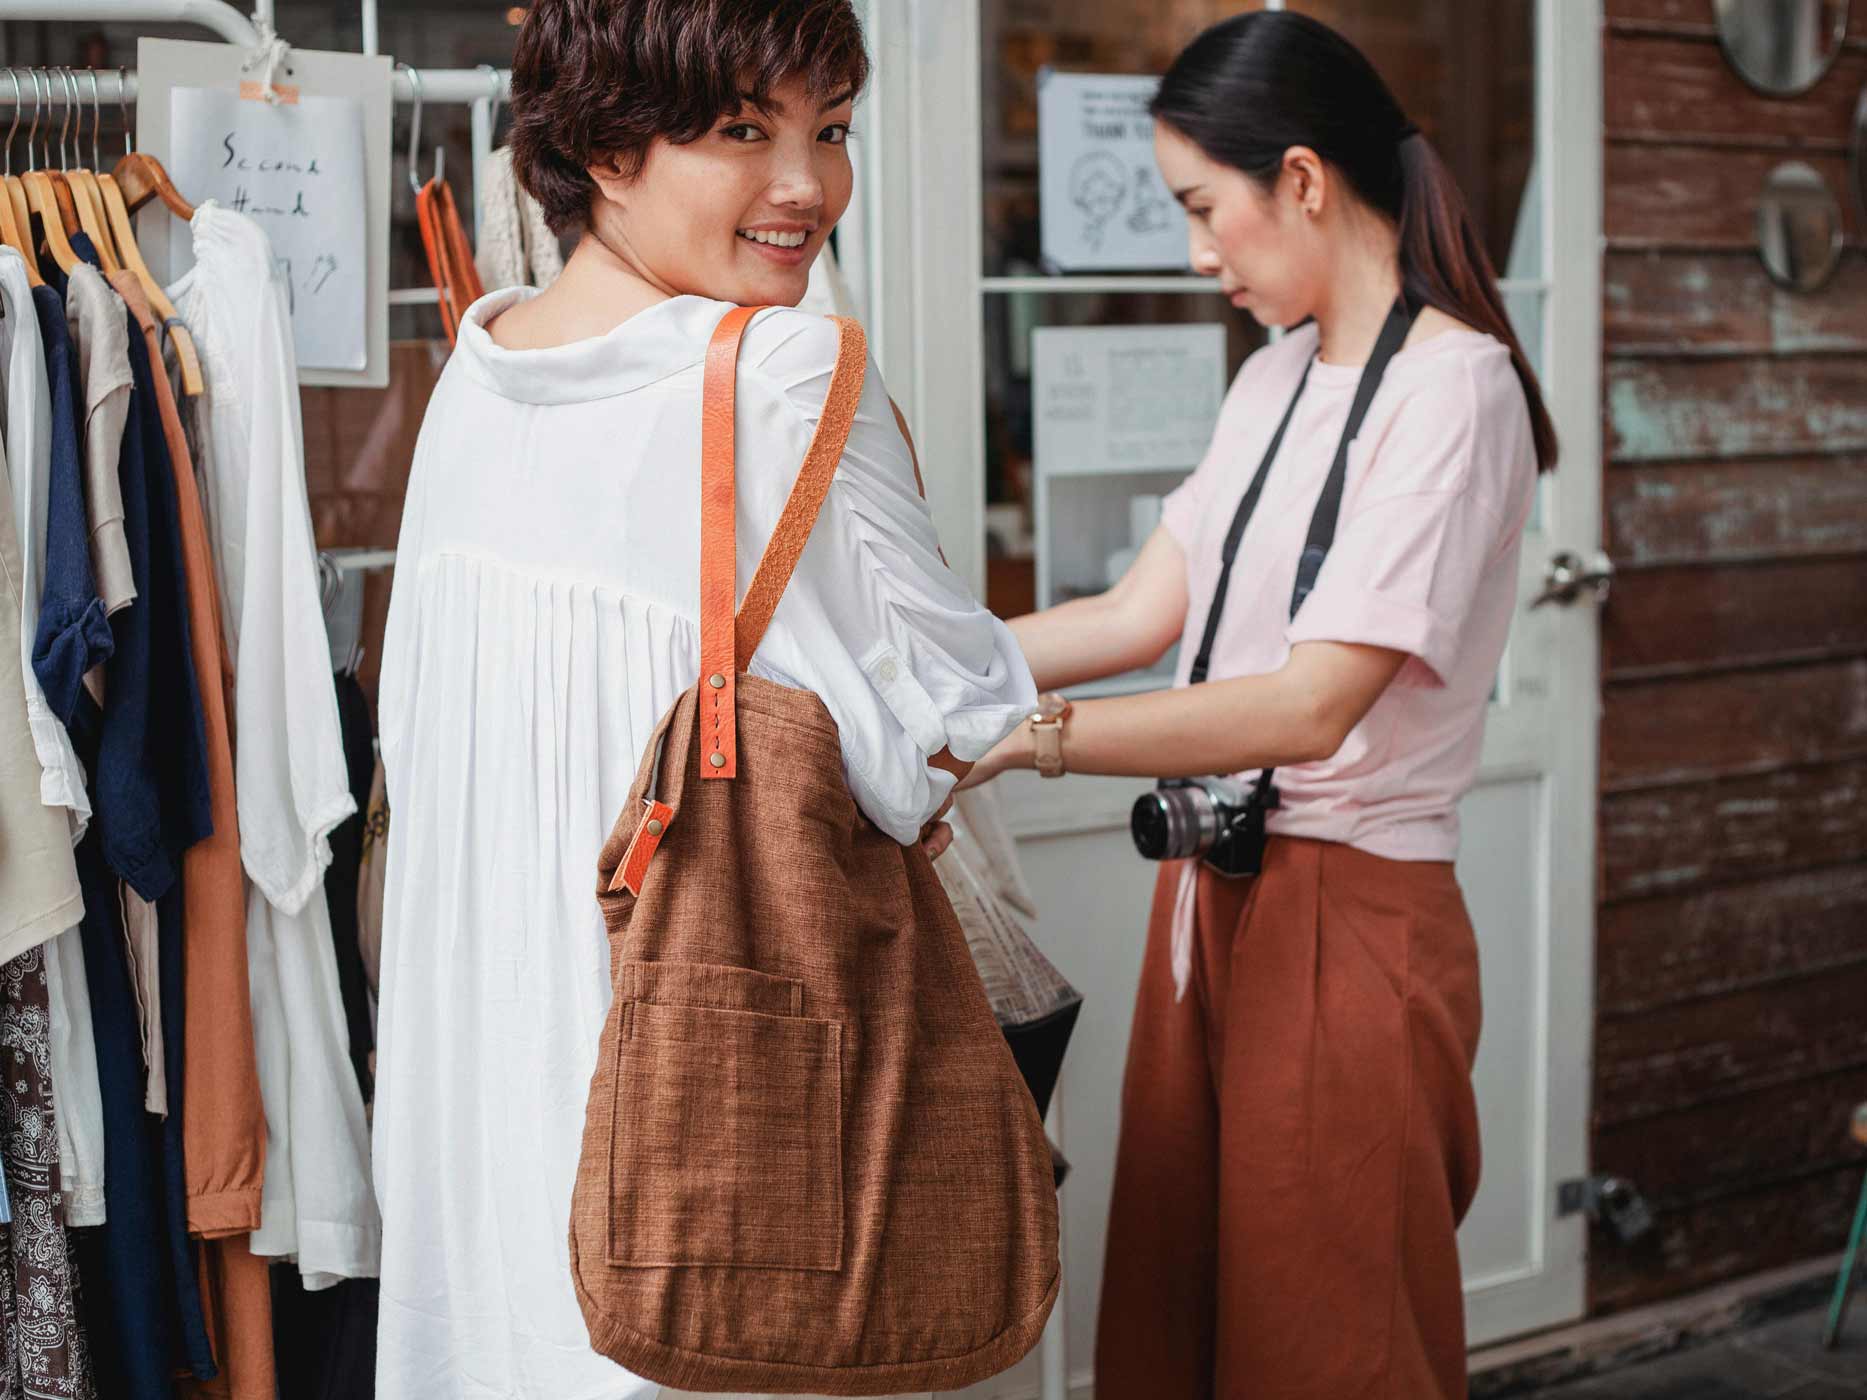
[1531,549,1615,609]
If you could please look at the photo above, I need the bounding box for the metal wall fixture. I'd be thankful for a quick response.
[1714,0,1850,96]
[1756,159,1846,290]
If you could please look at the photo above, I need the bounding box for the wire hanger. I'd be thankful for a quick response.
[0,71,42,284]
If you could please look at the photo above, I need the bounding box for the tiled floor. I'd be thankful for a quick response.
[1519,1306,1867,1398]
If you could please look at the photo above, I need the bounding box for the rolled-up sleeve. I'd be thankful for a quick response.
[737,311,1037,844]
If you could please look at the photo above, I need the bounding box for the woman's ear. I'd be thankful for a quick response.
[585,153,634,209]
[1280,145,1328,219]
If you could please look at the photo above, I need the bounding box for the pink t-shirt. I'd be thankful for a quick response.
[1159,320,1536,863]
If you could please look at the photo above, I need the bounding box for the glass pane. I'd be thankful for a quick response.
[1287,0,1538,276]
[982,0,1539,280]
[982,291,1266,621]
[982,0,1271,278]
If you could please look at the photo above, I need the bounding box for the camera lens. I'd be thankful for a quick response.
[1132,784,1222,862]
[1131,791,1175,860]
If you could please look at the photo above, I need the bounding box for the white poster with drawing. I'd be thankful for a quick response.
[1032,324,1226,475]
[1038,70,1190,272]
[169,86,368,371]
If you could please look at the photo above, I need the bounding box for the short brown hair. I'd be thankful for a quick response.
[508,0,870,235]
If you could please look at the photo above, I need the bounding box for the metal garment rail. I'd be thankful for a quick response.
[0,0,514,290]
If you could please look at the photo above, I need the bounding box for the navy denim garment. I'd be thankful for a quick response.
[28,242,114,720]
[62,278,219,1387]
[66,276,213,902]
[70,823,186,1400]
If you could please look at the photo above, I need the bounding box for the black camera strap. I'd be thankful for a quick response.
[1184,295,1418,799]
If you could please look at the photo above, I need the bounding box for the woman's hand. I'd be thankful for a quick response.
[956,721,1033,790]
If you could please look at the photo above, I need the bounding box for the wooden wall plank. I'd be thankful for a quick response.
[1596,959,1867,1123]
[1601,759,1867,902]
[1607,457,1867,565]
[1590,1166,1865,1316]
[1605,145,1859,250]
[1604,0,1720,28]
[1607,0,1863,43]
[1598,865,1867,1018]
[1606,358,1867,462]
[1605,252,1867,355]
[1603,557,1867,677]
[1602,660,1867,790]
[1596,1066,1867,1205]
[1605,34,1867,149]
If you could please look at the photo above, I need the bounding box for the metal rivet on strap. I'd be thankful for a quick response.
[645,819,664,837]
[709,752,726,769]
[708,673,726,689]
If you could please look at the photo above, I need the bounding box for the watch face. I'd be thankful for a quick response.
[1036,691,1069,721]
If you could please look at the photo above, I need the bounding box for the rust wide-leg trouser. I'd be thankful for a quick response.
[1095,837,1483,1400]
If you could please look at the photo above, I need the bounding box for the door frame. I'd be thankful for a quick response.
[854,0,1603,1360]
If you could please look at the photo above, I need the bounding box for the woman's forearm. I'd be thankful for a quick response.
[1009,527,1189,692]
[1061,668,1335,778]
[1010,592,1168,692]
[973,641,1408,786]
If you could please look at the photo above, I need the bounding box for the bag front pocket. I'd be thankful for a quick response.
[606,966,843,1272]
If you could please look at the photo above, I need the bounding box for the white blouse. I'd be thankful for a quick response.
[373,290,1032,1400]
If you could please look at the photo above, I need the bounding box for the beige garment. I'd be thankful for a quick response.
[121,885,167,1115]
[63,262,136,617]
[355,754,387,996]
[473,145,565,290]
[0,433,85,958]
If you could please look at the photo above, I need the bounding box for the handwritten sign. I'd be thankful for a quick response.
[1038,71,1190,273]
[1033,324,1226,475]
[168,86,368,371]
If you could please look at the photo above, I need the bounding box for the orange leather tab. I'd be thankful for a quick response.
[610,798,677,895]
[700,305,763,779]
[734,317,869,670]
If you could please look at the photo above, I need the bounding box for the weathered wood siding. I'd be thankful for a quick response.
[1594,1,1867,1314]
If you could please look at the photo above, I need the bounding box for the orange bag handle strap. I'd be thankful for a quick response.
[733,316,867,669]
[698,307,868,780]
[698,306,761,779]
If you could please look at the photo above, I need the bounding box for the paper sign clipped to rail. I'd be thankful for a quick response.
[169,85,368,371]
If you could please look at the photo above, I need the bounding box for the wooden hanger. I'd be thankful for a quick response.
[53,70,120,273]
[16,72,77,277]
[102,68,204,396]
[0,71,41,284]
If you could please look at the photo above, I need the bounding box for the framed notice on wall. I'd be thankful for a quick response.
[1037,70,1191,273]
[1032,323,1225,475]
[1030,323,1225,612]
[136,38,393,387]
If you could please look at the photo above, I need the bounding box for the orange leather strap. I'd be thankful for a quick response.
[733,316,868,669]
[699,305,762,779]
[699,308,869,778]
[613,798,676,896]
[416,177,486,346]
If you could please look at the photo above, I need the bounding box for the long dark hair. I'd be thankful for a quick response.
[1150,11,1557,472]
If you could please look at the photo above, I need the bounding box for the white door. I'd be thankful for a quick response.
[849,1,1603,1389]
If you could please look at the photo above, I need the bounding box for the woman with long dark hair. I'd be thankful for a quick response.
[964,12,1555,1397]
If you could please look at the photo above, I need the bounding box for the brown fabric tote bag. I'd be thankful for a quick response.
[568,306,1060,1395]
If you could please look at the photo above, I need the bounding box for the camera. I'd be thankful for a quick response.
[1130,773,1280,878]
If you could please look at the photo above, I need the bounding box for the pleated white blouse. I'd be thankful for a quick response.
[373,290,1034,1400]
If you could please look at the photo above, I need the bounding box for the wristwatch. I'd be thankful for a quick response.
[1029,692,1072,779]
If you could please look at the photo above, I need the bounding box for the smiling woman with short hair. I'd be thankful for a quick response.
[370,4,1036,1397]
